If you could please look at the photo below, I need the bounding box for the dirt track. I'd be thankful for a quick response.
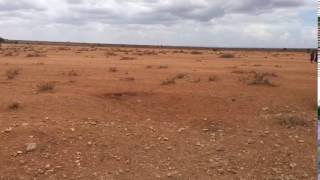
[0,44,317,179]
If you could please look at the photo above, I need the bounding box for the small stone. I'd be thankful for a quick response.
[177,128,186,132]
[26,143,37,152]
[289,163,297,168]
[16,151,23,155]
[2,127,13,133]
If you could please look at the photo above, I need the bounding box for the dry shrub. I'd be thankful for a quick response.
[6,68,20,79]
[143,51,158,55]
[208,75,217,82]
[122,77,135,81]
[68,70,78,76]
[4,52,14,57]
[172,50,186,54]
[220,53,235,58]
[37,82,55,92]
[159,50,167,54]
[247,72,276,86]
[158,65,168,69]
[109,67,118,72]
[105,52,117,56]
[190,51,203,55]
[275,114,307,128]
[8,101,20,110]
[232,70,248,74]
[253,64,262,67]
[174,73,187,79]
[25,53,45,58]
[146,65,153,69]
[57,47,71,51]
[161,77,176,85]
[120,56,136,61]
[35,62,45,65]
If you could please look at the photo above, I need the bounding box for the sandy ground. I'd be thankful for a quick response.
[0,44,317,180]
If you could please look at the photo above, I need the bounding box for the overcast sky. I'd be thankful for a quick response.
[0,0,317,48]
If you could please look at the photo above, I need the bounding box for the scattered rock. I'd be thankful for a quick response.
[26,143,37,152]
[2,127,13,133]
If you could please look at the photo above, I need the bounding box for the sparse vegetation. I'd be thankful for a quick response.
[276,114,307,128]
[174,73,187,79]
[4,52,14,57]
[37,82,55,92]
[247,72,276,86]
[190,51,203,55]
[208,75,217,82]
[158,65,168,69]
[25,53,45,58]
[161,77,176,85]
[253,64,262,67]
[8,101,20,110]
[220,53,235,58]
[109,67,118,72]
[120,56,135,60]
[122,77,135,81]
[6,68,20,79]
[68,70,78,76]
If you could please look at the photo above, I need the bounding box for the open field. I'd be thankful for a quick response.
[0,43,317,179]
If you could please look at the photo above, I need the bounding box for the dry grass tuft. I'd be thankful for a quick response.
[122,77,135,81]
[190,51,203,55]
[109,67,118,72]
[208,75,217,82]
[120,56,135,61]
[4,52,14,57]
[6,68,20,79]
[8,101,21,110]
[25,53,45,58]
[174,73,188,79]
[146,65,153,69]
[275,114,307,128]
[68,70,78,76]
[247,72,276,86]
[158,65,168,69]
[220,53,235,58]
[37,82,55,92]
[161,77,176,85]
[105,52,118,57]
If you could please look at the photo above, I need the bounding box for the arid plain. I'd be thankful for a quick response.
[0,43,317,179]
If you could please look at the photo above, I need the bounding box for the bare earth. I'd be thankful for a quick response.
[0,44,317,180]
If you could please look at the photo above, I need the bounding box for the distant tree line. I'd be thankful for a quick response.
[0,37,5,48]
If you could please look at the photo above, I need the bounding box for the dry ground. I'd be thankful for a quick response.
[0,44,317,180]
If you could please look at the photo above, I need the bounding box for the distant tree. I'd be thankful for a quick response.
[0,37,5,48]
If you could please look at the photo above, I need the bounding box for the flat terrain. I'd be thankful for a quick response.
[0,44,317,180]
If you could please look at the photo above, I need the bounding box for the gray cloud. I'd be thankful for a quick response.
[0,0,316,48]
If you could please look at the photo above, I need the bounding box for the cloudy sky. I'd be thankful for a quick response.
[0,0,317,48]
